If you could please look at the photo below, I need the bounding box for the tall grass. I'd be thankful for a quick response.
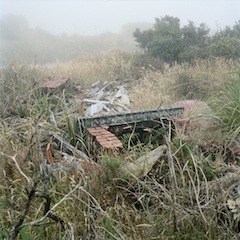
[0,53,240,239]
[49,50,135,87]
[1,119,239,239]
[0,63,49,117]
[130,58,239,110]
[210,68,240,143]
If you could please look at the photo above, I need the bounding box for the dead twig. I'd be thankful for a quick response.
[0,152,32,185]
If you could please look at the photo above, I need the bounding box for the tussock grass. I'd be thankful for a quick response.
[0,63,50,118]
[130,58,239,110]
[209,68,240,146]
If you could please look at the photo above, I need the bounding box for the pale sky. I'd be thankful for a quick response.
[0,0,239,35]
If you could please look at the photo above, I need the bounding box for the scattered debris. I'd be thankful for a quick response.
[80,106,184,128]
[44,132,101,178]
[87,126,123,149]
[59,151,101,176]
[79,80,132,116]
[41,76,70,91]
[85,102,108,116]
[123,145,167,177]
[46,136,54,164]
[227,198,240,221]
[51,132,95,164]
[80,106,183,154]
[198,141,240,165]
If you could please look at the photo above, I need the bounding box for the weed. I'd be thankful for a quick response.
[101,155,122,180]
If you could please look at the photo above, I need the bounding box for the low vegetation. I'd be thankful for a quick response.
[0,48,240,239]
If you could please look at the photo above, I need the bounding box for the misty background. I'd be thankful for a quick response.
[0,0,239,64]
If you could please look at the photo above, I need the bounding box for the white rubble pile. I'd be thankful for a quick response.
[82,80,131,116]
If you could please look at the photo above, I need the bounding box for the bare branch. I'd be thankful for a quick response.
[0,152,32,185]
[20,183,80,229]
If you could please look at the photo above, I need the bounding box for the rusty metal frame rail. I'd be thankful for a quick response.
[79,106,184,128]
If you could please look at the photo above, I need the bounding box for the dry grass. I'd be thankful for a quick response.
[1,117,239,239]
[0,54,240,239]
[49,50,135,87]
[0,63,50,117]
[130,58,239,110]
[130,68,175,110]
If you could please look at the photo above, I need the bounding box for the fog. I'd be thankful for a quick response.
[1,0,239,36]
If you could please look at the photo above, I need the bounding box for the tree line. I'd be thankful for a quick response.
[0,14,239,65]
[133,15,240,64]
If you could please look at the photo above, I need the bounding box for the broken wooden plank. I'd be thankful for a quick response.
[50,132,96,164]
[123,144,167,177]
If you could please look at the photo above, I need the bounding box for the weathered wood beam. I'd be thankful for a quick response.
[79,106,184,128]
